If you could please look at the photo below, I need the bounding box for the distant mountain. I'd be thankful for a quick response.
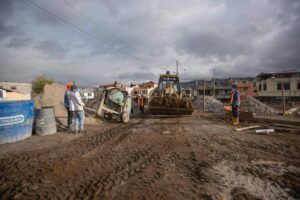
[181,77,254,89]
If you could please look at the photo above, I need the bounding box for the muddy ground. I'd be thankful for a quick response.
[0,115,299,200]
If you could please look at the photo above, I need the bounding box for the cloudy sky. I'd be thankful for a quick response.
[0,0,299,85]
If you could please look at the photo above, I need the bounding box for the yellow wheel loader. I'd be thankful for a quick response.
[149,71,194,115]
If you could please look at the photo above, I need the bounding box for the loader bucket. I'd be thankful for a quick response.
[149,96,194,115]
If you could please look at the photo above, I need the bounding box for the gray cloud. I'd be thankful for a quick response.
[0,0,299,84]
[0,0,14,20]
[116,71,157,82]
[177,31,253,58]
[35,39,68,59]
[7,36,33,49]
[0,22,19,41]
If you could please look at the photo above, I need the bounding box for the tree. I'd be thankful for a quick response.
[32,75,53,96]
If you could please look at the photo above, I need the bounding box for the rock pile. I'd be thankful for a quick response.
[240,96,279,116]
[193,96,225,113]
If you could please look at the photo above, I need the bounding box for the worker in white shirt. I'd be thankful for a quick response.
[69,84,86,133]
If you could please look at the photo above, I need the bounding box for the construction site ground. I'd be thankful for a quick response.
[0,114,299,199]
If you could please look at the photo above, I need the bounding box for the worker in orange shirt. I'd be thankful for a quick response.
[230,84,240,125]
[138,95,145,114]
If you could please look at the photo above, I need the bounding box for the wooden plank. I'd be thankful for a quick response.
[234,125,261,131]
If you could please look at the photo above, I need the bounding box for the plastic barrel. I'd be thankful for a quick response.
[0,100,34,144]
[35,106,57,136]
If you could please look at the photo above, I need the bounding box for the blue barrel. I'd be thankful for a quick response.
[0,100,34,144]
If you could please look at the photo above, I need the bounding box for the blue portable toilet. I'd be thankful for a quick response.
[0,100,34,144]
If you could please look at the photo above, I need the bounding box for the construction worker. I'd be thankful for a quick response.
[69,84,86,133]
[138,95,145,114]
[64,82,73,131]
[230,84,240,125]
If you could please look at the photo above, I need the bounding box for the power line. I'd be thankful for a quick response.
[24,0,115,48]
[23,0,151,64]
[61,0,128,47]
[60,0,151,63]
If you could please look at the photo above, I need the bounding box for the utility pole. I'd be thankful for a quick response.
[203,79,205,117]
[213,68,216,98]
[195,80,198,97]
[176,60,179,75]
[281,82,285,116]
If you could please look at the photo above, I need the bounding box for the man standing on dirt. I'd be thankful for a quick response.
[69,84,86,133]
[64,83,73,131]
[138,95,145,114]
[230,84,240,125]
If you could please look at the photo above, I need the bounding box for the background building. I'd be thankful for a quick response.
[0,82,32,101]
[254,70,300,104]
[78,88,95,100]
[194,78,254,102]
[131,81,157,100]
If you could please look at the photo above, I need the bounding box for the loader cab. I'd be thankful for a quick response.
[157,71,181,96]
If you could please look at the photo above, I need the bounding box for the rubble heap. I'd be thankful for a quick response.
[240,96,279,116]
[193,96,225,113]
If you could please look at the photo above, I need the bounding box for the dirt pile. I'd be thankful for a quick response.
[194,96,225,113]
[34,82,67,123]
[240,96,279,116]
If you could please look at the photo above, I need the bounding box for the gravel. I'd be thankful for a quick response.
[240,96,279,116]
[193,96,225,113]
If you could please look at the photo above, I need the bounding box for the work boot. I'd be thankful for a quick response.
[74,130,79,134]
[232,117,239,125]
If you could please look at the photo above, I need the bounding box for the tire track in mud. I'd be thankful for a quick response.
[76,149,160,199]
[103,120,198,199]
[0,124,134,199]
[1,116,299,199]
[0,118,169,199]
[186,123,300,199]
[212,160,295,199]
[182,125,225,199]
[68,120,171,199]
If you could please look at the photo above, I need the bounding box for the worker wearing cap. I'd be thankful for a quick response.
[69,84,85,133]
[64,83,73,130]
[138,95,145,114]
[230,84,240,125]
